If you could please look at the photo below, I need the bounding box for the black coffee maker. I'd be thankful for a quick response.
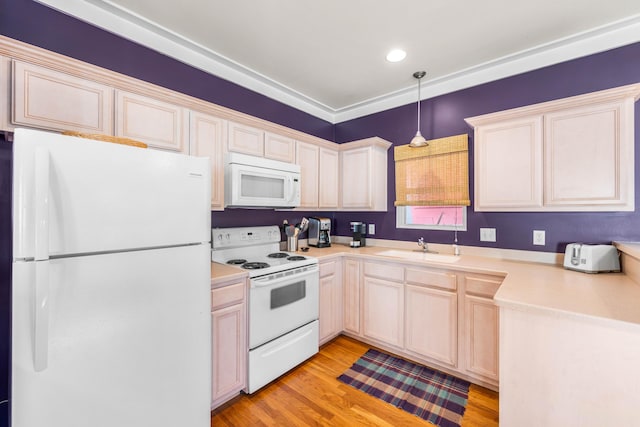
[349,222,366,247]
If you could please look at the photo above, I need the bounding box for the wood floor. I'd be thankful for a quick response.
[211,335,499,426]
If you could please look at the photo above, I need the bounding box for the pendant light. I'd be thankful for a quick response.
[409,70,428,147]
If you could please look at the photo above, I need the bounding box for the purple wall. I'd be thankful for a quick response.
[334,43,640,253]
[0,0,639,423]
[0,0,334,142]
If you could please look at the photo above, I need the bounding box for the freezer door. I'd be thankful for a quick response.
[12,244,211,427]
[13,128,211,260]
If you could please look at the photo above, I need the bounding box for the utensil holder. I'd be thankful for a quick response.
[287,237,297,252]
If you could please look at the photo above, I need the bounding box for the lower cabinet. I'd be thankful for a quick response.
[363,276,404,347]
[339,257,501,391]
[211,279,247,409]
[463,274,500,385]
[319,258,343,345]
[405,285,457,367]
[343,258,361,335]
[362,261,404,348]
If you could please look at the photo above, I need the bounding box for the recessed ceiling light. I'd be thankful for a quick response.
[386,49,406,63]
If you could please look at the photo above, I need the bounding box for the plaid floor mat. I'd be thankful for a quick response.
[337,349,470,427]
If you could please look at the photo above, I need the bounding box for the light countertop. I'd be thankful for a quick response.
[211,242,640,329]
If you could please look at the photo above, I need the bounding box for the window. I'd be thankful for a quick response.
[397,206,467,231]
[394,134,470,231]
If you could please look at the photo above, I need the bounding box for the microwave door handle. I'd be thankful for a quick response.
[286,176,294,204]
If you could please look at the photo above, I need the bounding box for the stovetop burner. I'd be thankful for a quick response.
[242,262,271,270]
[227,259,247,265]
[287,256,306,261]
[267,252,289,258]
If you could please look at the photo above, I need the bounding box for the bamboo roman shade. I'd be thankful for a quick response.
[394,134,470,206]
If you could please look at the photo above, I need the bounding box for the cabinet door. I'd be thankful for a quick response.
[319,266,343,344]
[189,111,227,210]
[228,122,264,156]
[474,116,543,210]
[341,147,372,209]
[343,258,361,335]
[116,90,187,152]
[211,302,246,408]
[363,277,403,347]
[265,132,295,163]
[1,56,11,131]
[319,148,339,209]
[405,285,457,367]
[465,295,498,382]
[12,61,113,134]
[296,141,320,209]
[544,100,634,210]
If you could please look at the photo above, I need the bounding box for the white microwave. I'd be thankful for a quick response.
[224,152,301,209]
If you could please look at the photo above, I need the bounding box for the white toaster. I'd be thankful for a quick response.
[563,243,620,273]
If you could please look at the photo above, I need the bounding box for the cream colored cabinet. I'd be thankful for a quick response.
[211,279,247,409]
[189,111,227,210]
[463,274,500,386]
[11,60,114,134]
[0,56,10,131]
[544,100,634,209]
[343,258,361,335]
[228,121,295,162]
[473,115,543,210]
[404,267,458,368]
[227,121,263,156]
[362,262,404,348]
[319,147,340,209]
[340,137,391,211]
[265,131,295,163]
[116,90,187,152]
[466,84,639,212]
[296,141,340,210]
[319,258,343,345]
[296,141,320,208]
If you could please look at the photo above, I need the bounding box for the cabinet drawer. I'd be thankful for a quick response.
[465,275,502,298]
[405,267,457,291]
[364,261,403,282]
[211,282,245,310]
[319,260,336,277]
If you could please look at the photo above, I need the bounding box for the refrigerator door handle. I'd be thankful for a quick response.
[34,260,50,371]
[34,146,50,262]
[34,146,51,371]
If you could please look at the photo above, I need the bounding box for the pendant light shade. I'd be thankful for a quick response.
[409,71,428,147]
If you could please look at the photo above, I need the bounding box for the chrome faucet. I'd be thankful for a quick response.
[417,237,428,252]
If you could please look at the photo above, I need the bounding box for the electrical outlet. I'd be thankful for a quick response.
[533,230,546,246]
[480,228,496,242]
[368,224,375,235]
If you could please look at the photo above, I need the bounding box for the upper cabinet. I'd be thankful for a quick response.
[190,111,227,211]
[340,137,392,211]
[265,131,296,163]
[115,90,187,153]
[296,141,339,210]
[0,56,10,131]
[228,121,296,163]
[11,60,113,134]
[466,84,640,212]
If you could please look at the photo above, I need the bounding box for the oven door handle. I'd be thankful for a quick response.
[251,267,319,288]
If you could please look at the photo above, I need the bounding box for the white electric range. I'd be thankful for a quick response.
[211,225,319,393]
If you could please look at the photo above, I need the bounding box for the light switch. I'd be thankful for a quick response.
[480,228,496,242]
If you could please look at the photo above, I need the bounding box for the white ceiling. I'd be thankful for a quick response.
[37,0,640,123]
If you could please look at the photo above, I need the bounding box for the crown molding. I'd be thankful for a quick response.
[34,1,640,124]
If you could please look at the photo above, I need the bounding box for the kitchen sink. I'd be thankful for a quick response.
[375,249,460,263]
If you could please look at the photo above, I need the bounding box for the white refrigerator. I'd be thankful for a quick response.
[11,129,212,427]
